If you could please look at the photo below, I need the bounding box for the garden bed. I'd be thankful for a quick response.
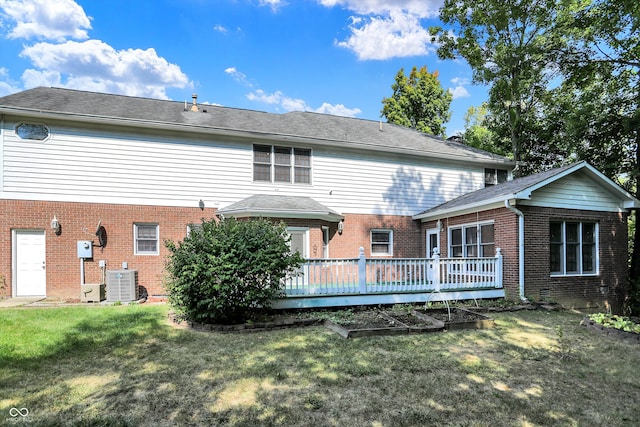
[413,308,495,330]
[581,316,640,344]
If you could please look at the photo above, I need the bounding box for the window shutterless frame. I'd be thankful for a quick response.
[134,223,159,255]
[550,221,598,276]
[252,144,311,184]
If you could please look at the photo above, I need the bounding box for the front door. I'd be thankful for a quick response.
[14,230,46,296]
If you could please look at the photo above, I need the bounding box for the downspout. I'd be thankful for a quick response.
[505,199,527,301]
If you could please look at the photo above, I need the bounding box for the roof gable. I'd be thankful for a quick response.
[413,161,640,220]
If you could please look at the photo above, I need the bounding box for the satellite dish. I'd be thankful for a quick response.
[95,220,107,247]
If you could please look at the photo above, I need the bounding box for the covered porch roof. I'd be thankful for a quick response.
[216,194,344,222]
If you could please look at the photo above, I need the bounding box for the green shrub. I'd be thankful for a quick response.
[165,217,303,324]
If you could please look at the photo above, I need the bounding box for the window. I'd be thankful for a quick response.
[449,222,495,258]
[484,168,508,187]
[550,221,598,275]
[371,230,393,256]
[253,145,311,184]
[16,123,49,140]
[186,223,203,236]
[134,224,159,255]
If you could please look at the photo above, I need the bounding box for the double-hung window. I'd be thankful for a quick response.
[449,223,495,258]
[253,144,311,184]
[371,230,393,256]
[550,221,598,275]
[134,223,159,255]
[484,168,508,187]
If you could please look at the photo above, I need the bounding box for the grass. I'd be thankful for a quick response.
[1,304,639,426]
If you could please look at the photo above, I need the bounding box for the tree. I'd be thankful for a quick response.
[164,217,303,324]
[432,0,578,175]
[381,66,452,137]
[554,0,640,302]
[459,103,510,157]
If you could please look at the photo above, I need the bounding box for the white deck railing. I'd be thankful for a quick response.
[284,247,503,297]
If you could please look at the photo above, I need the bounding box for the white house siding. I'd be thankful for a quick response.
[520,171,623,212]
[1,117,486,216]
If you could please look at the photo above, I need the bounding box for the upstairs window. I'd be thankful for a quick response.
[253,145,311,184]
[484,168,508,187]
[16,123,49,141]
[550,221,598,275]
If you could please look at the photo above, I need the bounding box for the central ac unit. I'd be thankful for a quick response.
[106,270,137,302]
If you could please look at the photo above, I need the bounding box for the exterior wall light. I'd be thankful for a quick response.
[51,215,61,235]
[199,199,205,210]
[337,220,344,235]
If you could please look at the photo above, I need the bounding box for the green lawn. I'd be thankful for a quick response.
[1,304,638,426]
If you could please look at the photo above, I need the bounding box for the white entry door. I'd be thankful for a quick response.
[426,228,440,258]
[14,230,46,296]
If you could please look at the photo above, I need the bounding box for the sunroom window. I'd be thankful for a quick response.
[550,221,598,275]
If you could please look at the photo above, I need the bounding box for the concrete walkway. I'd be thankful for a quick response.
[0,297,45,308]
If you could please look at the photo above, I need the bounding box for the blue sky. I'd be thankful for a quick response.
[0,0,488,136]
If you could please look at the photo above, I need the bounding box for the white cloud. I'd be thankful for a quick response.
[451,77,470,86]
[315,102,362,117]
[213,24,228,34]
[0,0,91,41]
[449,86,470,99]
[259,0,287,12]
[318,0,441,17]
[320,0,442,60]
[246,89,361,117]
[0,0,191,99]
[20,40,190,98]
[336,11,436,60]
[224,67,252,87]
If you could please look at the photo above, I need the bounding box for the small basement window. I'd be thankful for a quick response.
[16,123,49,141]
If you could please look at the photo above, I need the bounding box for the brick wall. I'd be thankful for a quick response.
[421,206,630,311]
[1,200,424,300]
[521,206,629,312]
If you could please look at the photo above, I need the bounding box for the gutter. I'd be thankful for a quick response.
[504,199,527,302]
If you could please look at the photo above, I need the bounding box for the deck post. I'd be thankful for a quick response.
[495,248,503,288]
[358,247,367,294]
[432,248,441,292]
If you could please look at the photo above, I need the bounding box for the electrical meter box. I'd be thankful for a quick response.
[77,240,93,258]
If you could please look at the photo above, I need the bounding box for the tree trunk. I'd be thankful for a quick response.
[630,130,640,283]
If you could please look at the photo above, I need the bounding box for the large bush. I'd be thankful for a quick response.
[165,217,303,324]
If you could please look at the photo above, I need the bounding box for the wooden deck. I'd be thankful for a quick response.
[272,248,504,309]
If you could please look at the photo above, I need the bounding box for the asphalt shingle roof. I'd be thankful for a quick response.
[0,87,513,165]
[217,195,344,222]
[414,162,580,218]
